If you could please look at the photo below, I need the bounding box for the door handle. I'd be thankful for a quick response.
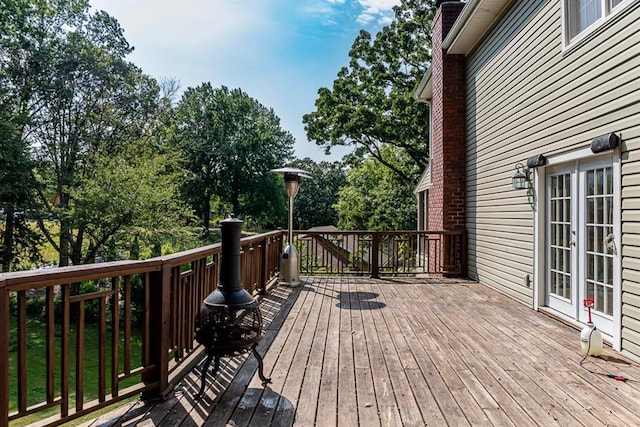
[605,233,616,252]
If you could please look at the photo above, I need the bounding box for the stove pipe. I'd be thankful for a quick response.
[204,216,256,308]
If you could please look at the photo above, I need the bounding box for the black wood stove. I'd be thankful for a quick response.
[194,216,271,397]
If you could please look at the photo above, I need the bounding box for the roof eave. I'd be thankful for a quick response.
[414,67,433,102]
[443,0,514,55]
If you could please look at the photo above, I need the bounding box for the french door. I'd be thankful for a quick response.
[546,157,618,337]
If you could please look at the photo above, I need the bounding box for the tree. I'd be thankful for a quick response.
[174,84,294,232]
[289,158,346,229]
[0,100,42,271]
[32,15,163,266]
[335,145,418,230]
[303,0,435,183]
[66,143,191,264]
[2,0,185,267]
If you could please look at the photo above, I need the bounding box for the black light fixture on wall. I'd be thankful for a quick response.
[591,133,619,153]
[512,154,546,190]
[512,163,528,190]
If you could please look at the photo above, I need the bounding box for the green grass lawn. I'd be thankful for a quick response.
[8,315,143,425]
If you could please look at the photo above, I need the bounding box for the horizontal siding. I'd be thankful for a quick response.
[465,0,640,360]
[466,0,556,307]
[622,130,640,357]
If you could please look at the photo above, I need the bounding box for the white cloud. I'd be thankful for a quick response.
[91,0,275,50]
[356,0,399,26]
[303,0,399,27]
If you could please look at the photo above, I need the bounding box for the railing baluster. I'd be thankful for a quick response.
[17,291,26,413]
[75,300,85,412]
[46,287,55,404]
[124,275,131,375]
[99,295,106,403]
[61,284,70,417]
[143,272,151,368]
[111,277,120,398]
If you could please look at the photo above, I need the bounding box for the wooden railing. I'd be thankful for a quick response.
[294,230,466,277]
[0,231,282,427]
[0,229,465,427]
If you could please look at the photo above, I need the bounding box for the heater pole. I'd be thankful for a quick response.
[288,195,294,245]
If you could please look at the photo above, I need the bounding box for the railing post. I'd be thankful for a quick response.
[1,278,8,427]
[142,262,171,400]
[370,233,380,279]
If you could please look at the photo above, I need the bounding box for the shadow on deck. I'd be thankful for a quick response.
[82,276,640,426]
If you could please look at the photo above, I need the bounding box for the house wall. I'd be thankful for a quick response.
[464,0,640,358]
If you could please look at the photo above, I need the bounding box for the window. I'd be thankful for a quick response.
[564,0,632,44]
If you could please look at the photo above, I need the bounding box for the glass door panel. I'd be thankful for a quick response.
[547,171,576,315]
[581,165,615,334]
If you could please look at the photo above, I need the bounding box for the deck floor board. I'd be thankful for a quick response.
[84,277,640,426]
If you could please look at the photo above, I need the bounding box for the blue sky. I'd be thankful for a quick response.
[90,0,401,161]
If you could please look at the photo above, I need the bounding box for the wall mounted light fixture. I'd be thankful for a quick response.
[512,163,529,190]
[512,154,546,190]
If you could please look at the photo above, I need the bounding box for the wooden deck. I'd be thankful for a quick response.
[82,276,640,426]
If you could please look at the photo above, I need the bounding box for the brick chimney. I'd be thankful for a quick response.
[423,1,466,276]
[429,1,466,233]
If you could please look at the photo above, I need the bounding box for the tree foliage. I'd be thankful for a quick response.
[0,100,42,271]
[335,145,418,231]
[174,84,294,231]
[289,158,346,229]
[1,0,189,268]
[303,0,435,183]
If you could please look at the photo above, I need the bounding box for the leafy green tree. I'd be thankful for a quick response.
[0,101,42,271]
[65,143,191,264]
[2,0,187,267]
[289,158,346,229]
[335,145,418,230]
[303,0,435,182]
[174,84,293,232]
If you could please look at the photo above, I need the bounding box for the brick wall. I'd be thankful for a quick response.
[429,1,466,273]
[429,1,466,232]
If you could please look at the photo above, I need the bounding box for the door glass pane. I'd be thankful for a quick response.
[550,173,572,301]
[596,168,604,195]
[596,285,605,312]
[606,286,614,314]
[585,165,614,316]
[587,170,595,196]
[587,198,594,223]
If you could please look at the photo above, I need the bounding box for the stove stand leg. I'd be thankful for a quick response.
[196,352,214,398]
[251,345,272,386]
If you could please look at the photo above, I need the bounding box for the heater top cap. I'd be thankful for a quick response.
[271,167,312,179]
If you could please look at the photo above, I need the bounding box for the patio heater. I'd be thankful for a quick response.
[271,167,311,287]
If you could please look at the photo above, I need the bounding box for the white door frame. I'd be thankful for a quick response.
[533,146,621,350]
